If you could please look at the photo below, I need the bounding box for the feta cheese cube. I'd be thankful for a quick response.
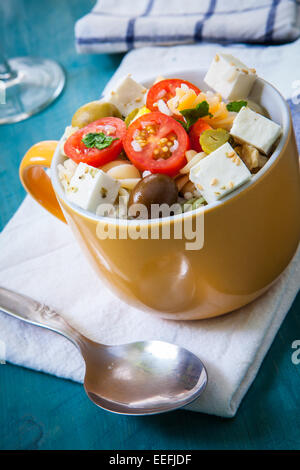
[66,162,120,212]
[57,158,78,191]
[204,53,257,100]
[230,106,281,154]
[190,142,251,204]
[105,75,147,116]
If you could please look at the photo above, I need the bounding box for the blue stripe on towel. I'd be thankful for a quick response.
[144,0,155,16]
[76,34,268,46]
[194,0,217,42]
[125,0,155,49]
[125,19,136,50]
[78,34,196,45]
[265,0,281,42]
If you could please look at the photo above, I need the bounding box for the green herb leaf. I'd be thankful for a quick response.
[82,132,119,150]
[179,101,212,131]
[226,100,247,113]
[175,119,189,132]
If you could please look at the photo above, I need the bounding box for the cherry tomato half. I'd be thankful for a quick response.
[189,119,212,153]
[64,117,126,168]
[146,79,201,113]
[124,112,189,176]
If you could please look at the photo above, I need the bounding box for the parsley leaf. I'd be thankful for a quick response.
[179,101,212,131]
[226,100,247,112]
[82,132,119,150]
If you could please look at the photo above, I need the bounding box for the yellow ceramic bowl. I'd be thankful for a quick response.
[19,70,300,320]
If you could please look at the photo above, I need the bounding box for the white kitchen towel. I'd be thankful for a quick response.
[75,0,300,54]
[1,42,300,417]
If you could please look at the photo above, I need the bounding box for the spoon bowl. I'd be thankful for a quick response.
[82,339,207,415]
[0,287,207,415]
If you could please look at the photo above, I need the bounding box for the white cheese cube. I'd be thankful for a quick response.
[189,142,251,204]
[66,162,120,212]
[57,158,78,192]
[204,53,257,100]
[230,106,281,154]
[105,75,147,116]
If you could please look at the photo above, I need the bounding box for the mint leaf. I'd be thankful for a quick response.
[82,132,119,150]
[226,100,247,112]
[179,101,212,131]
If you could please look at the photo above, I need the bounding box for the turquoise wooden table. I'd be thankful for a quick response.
[0,0,300,451]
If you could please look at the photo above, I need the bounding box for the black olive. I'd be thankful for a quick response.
[129,173,178,219]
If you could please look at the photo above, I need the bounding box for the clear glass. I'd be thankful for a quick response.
[0,2,65,124]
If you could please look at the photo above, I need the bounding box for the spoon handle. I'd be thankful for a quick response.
[0,286,82,347]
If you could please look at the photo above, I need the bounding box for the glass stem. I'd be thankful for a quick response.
[0,53,16,81]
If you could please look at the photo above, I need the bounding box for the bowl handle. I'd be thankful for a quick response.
[19,141,66,223]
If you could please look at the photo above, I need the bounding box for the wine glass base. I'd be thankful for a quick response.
[0,57,65,125]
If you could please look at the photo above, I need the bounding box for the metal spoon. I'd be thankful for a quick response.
[0,286,207,415]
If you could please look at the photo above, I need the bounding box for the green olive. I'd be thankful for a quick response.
[71,101,122,128]
[129,173,178,219]
[200,128,230,154]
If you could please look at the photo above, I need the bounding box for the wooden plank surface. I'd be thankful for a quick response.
[0,0,300,450]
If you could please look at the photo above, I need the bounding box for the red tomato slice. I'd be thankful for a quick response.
[146,79,201,113]
[124,112,189,176]
[189,119,212,153]
[64,117,126,168]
